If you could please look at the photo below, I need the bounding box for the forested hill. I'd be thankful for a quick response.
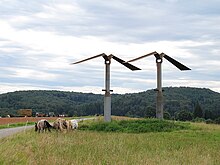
[0,87,220,119]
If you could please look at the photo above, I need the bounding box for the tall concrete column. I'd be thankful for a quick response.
[104,59,111,122]
[156,58,163,119]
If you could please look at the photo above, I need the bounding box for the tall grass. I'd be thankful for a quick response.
[0,119,220,164]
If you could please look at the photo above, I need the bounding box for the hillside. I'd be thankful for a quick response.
[0,87,219,119]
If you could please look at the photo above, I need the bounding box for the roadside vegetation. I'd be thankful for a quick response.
[0,121,35,129]
[0,117,220,164]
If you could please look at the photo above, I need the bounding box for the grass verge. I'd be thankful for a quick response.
[0,122,35,129]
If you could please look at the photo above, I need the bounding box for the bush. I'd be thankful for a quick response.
[192,117,205,123]
[214,117,220,124]
[205,119,214,124]
[79,119,191,133]
[176,110,193,121]
[164,111,171,120]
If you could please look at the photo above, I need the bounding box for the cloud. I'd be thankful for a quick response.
[9,68,58,80]
[0,0,219,94]
[1,1,220,43]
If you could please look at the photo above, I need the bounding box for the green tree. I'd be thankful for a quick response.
[194,102,203,118]
[176,110,193,121]
[164,111,171,120]
[214,117,220,124]
[145,106,156,118]
[204,110,214,120]
[0,87,220,119]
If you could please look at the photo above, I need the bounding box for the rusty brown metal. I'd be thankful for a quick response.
[161,53,191,70]
[126,51,157,63]
[71,53,106,64]
[112,55,141,71]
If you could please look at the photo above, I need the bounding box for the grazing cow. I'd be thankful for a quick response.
[53,118,68,131]
[66,120,72,131]
[69,119,78,130]
[63,119,78,131]
[35,119,52,133]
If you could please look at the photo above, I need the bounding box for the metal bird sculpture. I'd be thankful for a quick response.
[127,51,191,119]
[72,53,141,122]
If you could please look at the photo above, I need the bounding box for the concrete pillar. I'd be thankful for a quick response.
[104,59,111,122]
[156,58,164,119]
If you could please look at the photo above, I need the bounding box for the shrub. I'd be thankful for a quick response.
[79,119,191,133]
[164,111,171,120]
[205,119,214,124]
[192,117,205,123]
[214,117,220,124]
[176,110,193,121]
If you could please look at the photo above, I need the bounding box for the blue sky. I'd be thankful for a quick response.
[0,0,220,94]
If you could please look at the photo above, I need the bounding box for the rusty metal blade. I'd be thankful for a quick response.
[126,51,158,63]
[112,55,141,71]
[71,53,106,64]
[162,53,191,71]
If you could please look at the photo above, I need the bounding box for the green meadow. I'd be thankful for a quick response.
[0,118,220,165]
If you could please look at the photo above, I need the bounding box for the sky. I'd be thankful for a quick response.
[0,0,220,94]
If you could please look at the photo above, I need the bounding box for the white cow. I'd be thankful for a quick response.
[69,119,78,130]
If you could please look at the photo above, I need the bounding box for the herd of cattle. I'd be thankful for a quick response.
[35,118,79,133]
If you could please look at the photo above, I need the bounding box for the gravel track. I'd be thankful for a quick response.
[0,125,34,139]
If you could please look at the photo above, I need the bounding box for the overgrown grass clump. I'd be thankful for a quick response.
[79,119,191,133]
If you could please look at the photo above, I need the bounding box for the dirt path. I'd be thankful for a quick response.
[0,125,34,139]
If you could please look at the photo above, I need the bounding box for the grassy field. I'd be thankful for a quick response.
[0,118,220,165]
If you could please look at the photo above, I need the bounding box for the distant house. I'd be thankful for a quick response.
[48,112,55,117]
[36,112,46,117]
[58,114,67,117]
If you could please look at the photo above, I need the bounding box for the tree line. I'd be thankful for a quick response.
[0,87,220,121]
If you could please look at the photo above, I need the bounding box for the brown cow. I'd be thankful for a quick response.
[35,119,52,133]
[53,118,68,131]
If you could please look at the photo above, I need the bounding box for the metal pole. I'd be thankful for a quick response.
[156,57,163,119]
[104,59,111,122]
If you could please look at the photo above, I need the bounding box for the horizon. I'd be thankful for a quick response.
[1,86,219,95]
